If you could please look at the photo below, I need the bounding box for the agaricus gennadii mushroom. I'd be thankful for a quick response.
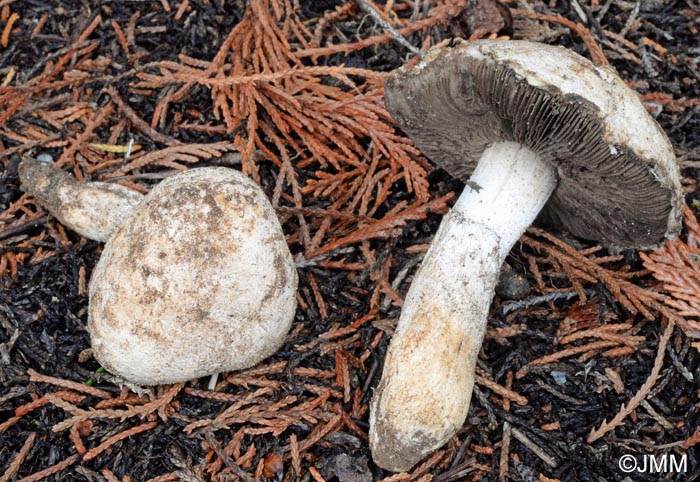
[19,158,298,386]
[369,39,683,472]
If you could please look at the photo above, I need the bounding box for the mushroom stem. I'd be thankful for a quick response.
[19,157,144,243]
[370,141,557,472]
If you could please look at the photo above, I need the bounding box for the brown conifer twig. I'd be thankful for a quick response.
[587,316,676,443]
[353,0,423,58]
[0,432,36,482]
[15,454,81,482]
[27,369,112,398]
[82,421,158,461]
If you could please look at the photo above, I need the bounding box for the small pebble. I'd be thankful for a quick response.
[551,370,567,385]
[36,153,53,164]
[495,263,531,300]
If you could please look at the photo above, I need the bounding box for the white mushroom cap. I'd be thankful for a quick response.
[88,167,298,385]
[385,39,683,247]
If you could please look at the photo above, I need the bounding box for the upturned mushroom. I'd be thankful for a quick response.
[370,39,683,471]
[19,158,298,385]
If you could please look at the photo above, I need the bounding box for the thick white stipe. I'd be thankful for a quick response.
[370,142,557,472]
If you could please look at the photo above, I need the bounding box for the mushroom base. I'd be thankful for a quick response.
[370,142,557,472]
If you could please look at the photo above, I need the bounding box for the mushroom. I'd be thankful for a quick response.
[369,39,683,472]
[19,157,143,243]
[19,158,298,385]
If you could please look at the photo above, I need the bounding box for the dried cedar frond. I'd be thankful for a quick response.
[642,206,700,324]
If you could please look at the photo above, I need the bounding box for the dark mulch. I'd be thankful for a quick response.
[0,1,699,481]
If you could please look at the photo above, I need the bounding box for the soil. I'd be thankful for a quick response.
[0,1,699,481]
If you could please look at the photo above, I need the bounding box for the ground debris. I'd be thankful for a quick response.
[0,0,698,481]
